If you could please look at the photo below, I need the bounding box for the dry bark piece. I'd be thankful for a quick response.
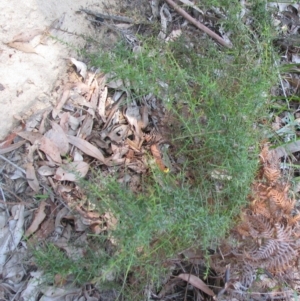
[59,112,70,133]
[98,86,108,122]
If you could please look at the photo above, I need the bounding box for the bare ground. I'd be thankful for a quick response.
[0,0,113,140]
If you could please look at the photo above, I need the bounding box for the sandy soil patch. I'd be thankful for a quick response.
[0,0,111,140]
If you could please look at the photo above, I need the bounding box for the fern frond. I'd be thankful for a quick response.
[264,166,281,183]
[275,223,292,241]
[288,213,300,227]
[248,239,277,261]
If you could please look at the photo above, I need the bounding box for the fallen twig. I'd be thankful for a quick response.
[163,0,232,48]
[0,154,26,174]
[81,8,135,23]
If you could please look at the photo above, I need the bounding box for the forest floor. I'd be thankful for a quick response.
[1,1,300,300]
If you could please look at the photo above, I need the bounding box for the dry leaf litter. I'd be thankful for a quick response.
[1,1,300,301]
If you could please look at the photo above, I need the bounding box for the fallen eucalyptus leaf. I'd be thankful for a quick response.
[17,131,43,144]
[26,163,40,192]
[69,57,87,79]
[38,165,56,176]
[3,249,26,283]
[150,144,167,172]
[0,205,24,274]
[177,273,215,297]
[11,29,44,43]
[44,121,69,155]
[52,87,70,119]
[25,201,47,236]
[0,140,26,155]
[67,135,106,163]
[53,161,89,181]
[6,42,37,54]
[20,271,44,301]
[39,136,62,164]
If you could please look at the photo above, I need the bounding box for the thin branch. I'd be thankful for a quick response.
[164,0,232,48]
[0,154,26,174]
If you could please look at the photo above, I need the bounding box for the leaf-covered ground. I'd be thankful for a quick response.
[2,1,300,300]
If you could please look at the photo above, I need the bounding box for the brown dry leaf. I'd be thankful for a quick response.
[74,207,102,235]
[0,140,26,155]
[54,274,68,287]
[39,136,62,163]
[125,105,143,138]
[107,145,128,166]
[69,58,87,79]
[150,144,167,172]
[70,93,95,109]
[25,201,47,236]
[52,87,70,119]
[78,115,93,139]
[39,109,51,134]
[0,132,19,148]
[177,274,215,297]
[104,211,118,231]
[37,165,56,176]
[126,160,147,173]
[53,161,89,181]
[11,29,44,43]
[17,131,43,144]
[44,121,69,155]
[34,216,56,239]
[90,81,99,108]
[67,135,106,164]
[26,163,39,192]
[60,112,70,132]
[6,42,37,54]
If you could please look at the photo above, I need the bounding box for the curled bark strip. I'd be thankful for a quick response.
[164,0,232,48]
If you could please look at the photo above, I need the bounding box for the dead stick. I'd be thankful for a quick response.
[164,0,232,48]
